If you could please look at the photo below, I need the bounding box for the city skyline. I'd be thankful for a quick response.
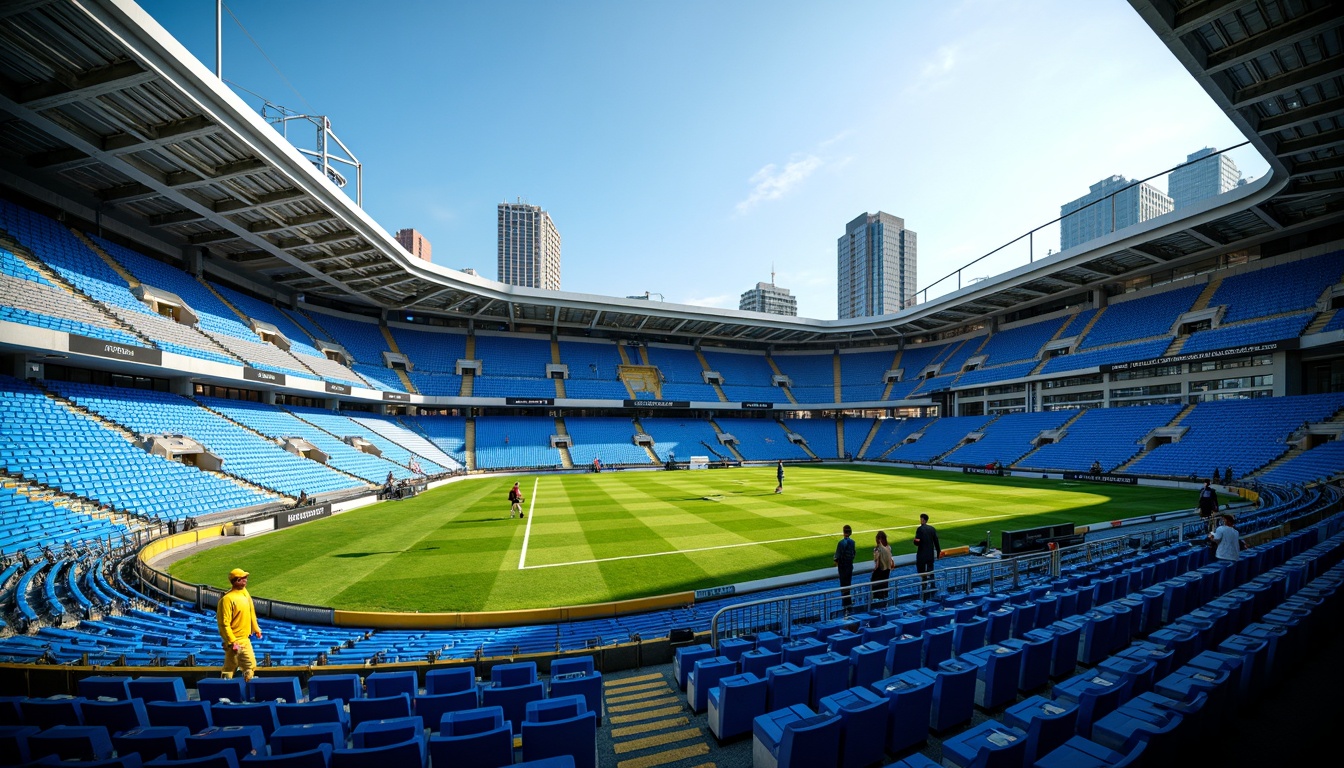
[136,0,1267,319]
[498,201,562,291]
[838,212,917,319]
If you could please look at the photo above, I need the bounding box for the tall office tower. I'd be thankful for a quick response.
[394,228,432,261]
[1168,147,1243,210]
[837,211,917,319]
[497,201,561,290]
[739,278,798,316]
[1060,175,1174,251]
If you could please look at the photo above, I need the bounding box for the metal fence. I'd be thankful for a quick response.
[709,524,1184,646]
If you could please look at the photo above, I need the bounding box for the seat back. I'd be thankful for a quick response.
[20,698,85,729]
[331,737,425,768]
[83,699,150,735]
[129,678,188,704]
[211,702,280,739]
[347,694,411,732]
[276,701,348,732]
[239,743,332,766]
[779,713,842,768]
[145,701,212,734]
[197,679,248,705]
[489,662,537,688]
[78,676,133,701]
[307,675,362,704]
[424,668,474,696]
[365,672,417,700]
[251,677,302,704]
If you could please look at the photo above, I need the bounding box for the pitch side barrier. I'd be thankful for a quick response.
[708,524,1185,647]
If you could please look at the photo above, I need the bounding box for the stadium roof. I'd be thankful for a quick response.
[0,0,1340,348]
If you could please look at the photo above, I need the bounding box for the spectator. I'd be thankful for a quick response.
[834,525,855,611]
[1208,514,1240,562]
[217,568,262,682]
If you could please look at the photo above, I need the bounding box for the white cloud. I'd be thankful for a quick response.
[735,154,824,215]
[682,294,735,309]
[921,44,959,79]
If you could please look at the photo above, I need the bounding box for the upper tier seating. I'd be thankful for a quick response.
[942,410,1080,467]
[558,340,629,399]
[0,247,144,348]
[1325,310,1344,334]
[782,418,839,458]
[1210,251,1344,323]
[1059,307,1098,338]
[954,361,1039,388]
[297,311,402,392]
[1017,403,1183,472]
[1181,312,1314,355]
[282,407,447,474]
[701,349,780,402]
[0,200,238,366]
[1129,392,1344,478]
[715,419,811,460]
[773,352,837,405]
[976,316,1069,366]
[93,236,318,380]
[401,416,467,464]
[640,418,727,462]
[840,417,877,458]
[865,417,936,457]
[0,376,269,520]
[473,335,555,398]
[389,325,468,372]
[0,485,130,557]
[474,417,563,469]
[839,350,897,403]
[645,346,722,402]
[1255,439,1344,486]
[346,414,460,471]
[565,417,652,466]
[887,416,994,463]
[196,397,415,483]
[209,284,367,386]
[1079,284,1203,349]
[48,381,361,497]
[1040,338,1171,376]
[938,336,987,374]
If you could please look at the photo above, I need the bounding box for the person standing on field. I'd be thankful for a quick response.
[509,482,525,519]
[217,568,262,682]
[775,460,785,494]
[834,524,856,610]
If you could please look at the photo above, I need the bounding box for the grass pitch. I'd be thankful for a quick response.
[169,465,1193,612]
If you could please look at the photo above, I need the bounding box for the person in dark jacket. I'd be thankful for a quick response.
[914,513,942,599]
[834,524,855,610]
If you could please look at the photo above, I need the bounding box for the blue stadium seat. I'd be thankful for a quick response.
[83,698,150,736]
[687,655,736,714]
[521,697,596,768]
[348,695,411,732]
[870,669,935,753]
[365,671,417,700]
[184,724,265,762]
[241,744,333,767]
[352,715,423,749]
[307,675,362,704]
[28,724,115,762]
[941,721,1028,768]
[146,701,212,734]
[929,659,976,732]
[251,677,303,704]
[331,737,425,768]
[818,686,887,768]
[1003,695,1079,765]
[129,678,189,704]
[707,672,767,742]
[270,722,345,754]
[430,706,512,768]
[752,703,842,768]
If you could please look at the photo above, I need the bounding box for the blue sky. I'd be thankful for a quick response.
[137,0,1264,320]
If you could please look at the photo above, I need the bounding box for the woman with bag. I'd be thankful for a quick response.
[871,531,893,608]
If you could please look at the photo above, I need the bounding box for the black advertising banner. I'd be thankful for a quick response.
[963,466,1005,476]
[243,367,287,386]
[624,399,690,408]
[1100,340,1296,373]
[382,391,411,402]
[1062,472,1139,485]
[68,335,163,365]
[507,397,554,406]
[741,402,774,410]
[274,503,332,529]
[324,382,351,395]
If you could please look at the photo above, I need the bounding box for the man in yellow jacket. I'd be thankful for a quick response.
[217,567,262,681]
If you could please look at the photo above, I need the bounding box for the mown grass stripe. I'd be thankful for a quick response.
[612,727,702,754]
[609,705,685,724]
[608,695,681,713]
[604,672,665,689]
[616,743,711,768]
[611,716,690,739]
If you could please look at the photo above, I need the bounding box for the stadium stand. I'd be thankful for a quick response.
[46,381,362,498]
[773,352,837,404]
[558,340,630,399]
[1128,393,1344,479]
[701,349,781,402]
[840,416,876,458]
[887,416,994,463]
[1181,312,1315,354]
[0,376,272,520]
[1209,251,1344,323]
[401,415,468,465]
[474,416,563,469]
[297,310,404,392]
[346,413,461,471]
[565,417,653,466]
[1039,338,1172,375]
[0,246,145,349]
[863,417,936,457]
[1078,283,1203,349]
[210,283,368,386]
[0,485,130,559]
[1017,404,1184,472]
[976,316,1070,366]
[280,407,447,474]
[838,349,896,403]
[473,334,556,399]
[715,419,811,461]
[644,345,722,401]
[781,417,840,458]
[954,360,1039,388]
[941,410,1080,467]
[1255,439,1344,486]
[641,417,730,462]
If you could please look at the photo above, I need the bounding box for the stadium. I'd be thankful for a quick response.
[0,0,1341,766]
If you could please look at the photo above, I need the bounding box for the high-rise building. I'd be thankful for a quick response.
[1168,147,1243,210]
[837,212,917,319]
[394,228,431,261]
[739,278,797,316]
[1060,175,1173,251]
[497,201,561,290]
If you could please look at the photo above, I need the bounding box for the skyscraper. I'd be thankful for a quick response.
[739,279,797,316]
[394,228,431,261]
[497,201,561,290]
[837,212,917,319]
[1059,175,1173,251]
[1168,147,1243,210]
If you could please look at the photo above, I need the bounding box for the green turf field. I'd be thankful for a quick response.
[168,465,1194,612]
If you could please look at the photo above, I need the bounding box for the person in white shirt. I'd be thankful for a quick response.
[1208,514,1240,562]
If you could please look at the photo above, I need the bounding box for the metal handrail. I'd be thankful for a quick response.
[708,524,1184,646]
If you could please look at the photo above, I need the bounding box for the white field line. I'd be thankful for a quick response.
[519,510,1022,570]
[517,477,539,570]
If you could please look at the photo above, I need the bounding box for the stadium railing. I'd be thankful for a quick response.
[708,524,1185,647]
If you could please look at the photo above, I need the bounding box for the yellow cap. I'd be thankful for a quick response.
[228,568,250,580]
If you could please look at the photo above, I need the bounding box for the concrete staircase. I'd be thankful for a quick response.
[553,416,574,469]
